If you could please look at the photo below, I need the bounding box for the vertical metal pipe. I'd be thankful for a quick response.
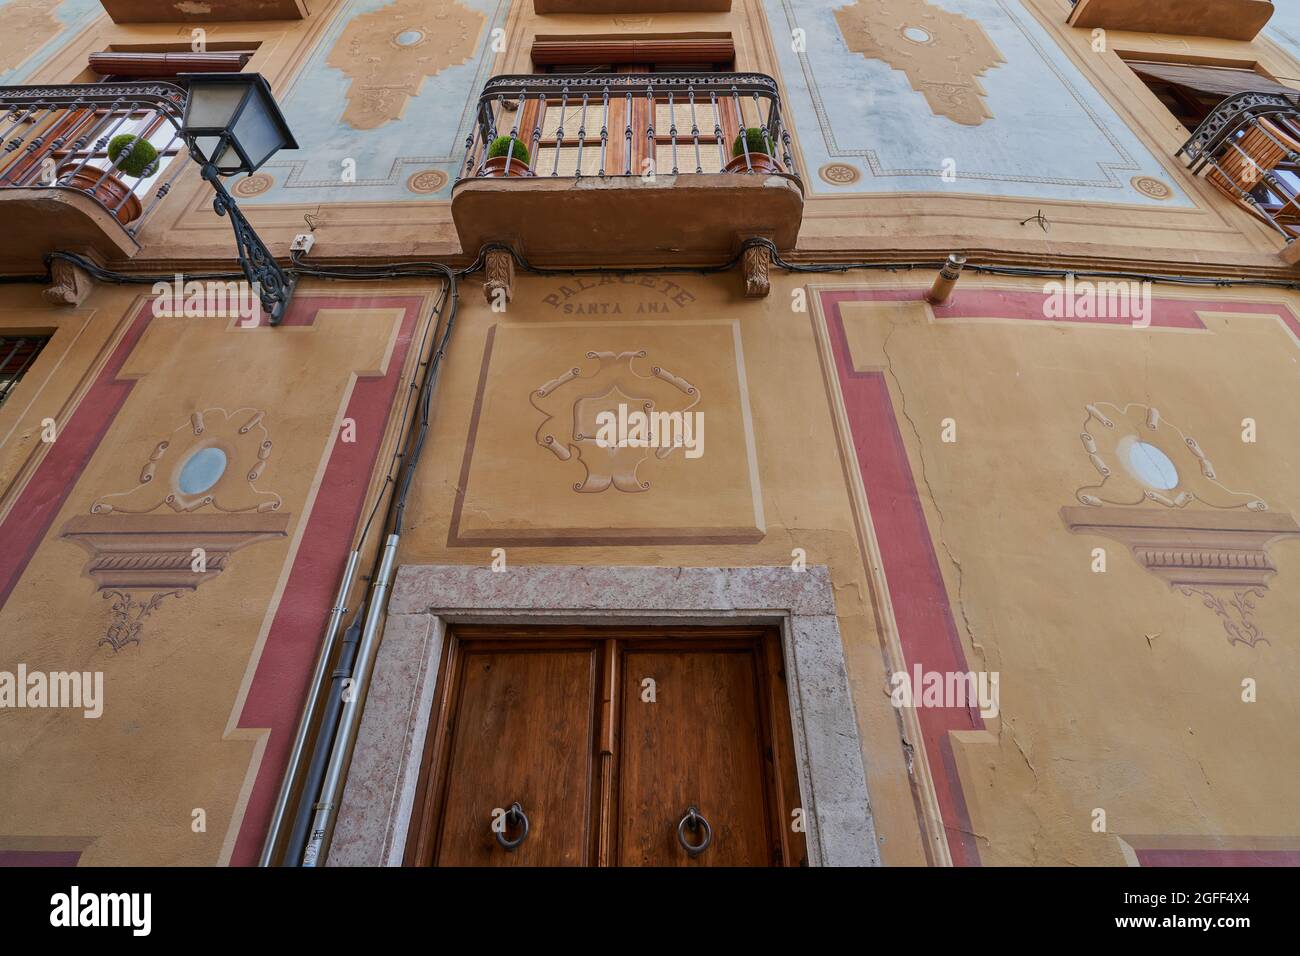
[644,84,654,176]
[258,549,361,866]
[576,92,590,179]
[528,91,543,174]
[668,91,678,174]
[731,87,750,171]
[282,602,365,862]
[710,91,725,170]
[301,534,401,867]
[598,87,610,177]
[551,87,568,177]
[623,91,633,176]
[689,86,702,174]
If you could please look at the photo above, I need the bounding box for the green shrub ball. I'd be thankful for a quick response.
[487,135,530,166]
[107,134,159,178]
[732,128,773,158]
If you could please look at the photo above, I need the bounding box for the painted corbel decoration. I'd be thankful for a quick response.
[61,408,290,651]
[531,350,700,494]
[833,0,1005,126]
[1060,402,1300,647]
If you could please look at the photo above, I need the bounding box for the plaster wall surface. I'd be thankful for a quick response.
[0,0,1298,868]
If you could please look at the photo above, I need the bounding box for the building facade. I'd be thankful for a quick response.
[1,0,1298,866]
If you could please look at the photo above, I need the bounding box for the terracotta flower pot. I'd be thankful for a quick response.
[724,151,779,174]
[57,162,142,225]
[481,155,534,178]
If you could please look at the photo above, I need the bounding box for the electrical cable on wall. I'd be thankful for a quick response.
[45,240,1300,295]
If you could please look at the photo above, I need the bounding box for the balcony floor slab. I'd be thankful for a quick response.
[0,189,139,274]
[1068,0,1274,41]
[451,172,802,267]
[99,0,307,21]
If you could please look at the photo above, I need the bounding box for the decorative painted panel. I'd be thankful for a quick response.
[764,0,1190,205]
[0,0,102,85]
[234,0,506,206]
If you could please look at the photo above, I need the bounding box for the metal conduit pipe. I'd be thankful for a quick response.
[282,600,366,864]
[301,532,401,867]
[258,548,360,866]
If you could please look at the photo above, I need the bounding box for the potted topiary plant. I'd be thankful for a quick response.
[725,127,779,174]
[57,133,160,225]
[107,133,161,178]
[482,135,533,177]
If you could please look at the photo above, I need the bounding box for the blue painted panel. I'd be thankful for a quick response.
[763,0,1190,205]
[0,0,103,85]
[237,0,506,206]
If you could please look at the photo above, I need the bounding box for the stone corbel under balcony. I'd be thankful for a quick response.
[98,0,307,22]
[1068,0,1274,42]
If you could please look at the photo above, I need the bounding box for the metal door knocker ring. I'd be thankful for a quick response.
[495,801,529,851]
[677,805,712,857]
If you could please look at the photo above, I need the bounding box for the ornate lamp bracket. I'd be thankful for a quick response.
[201,163,297,325]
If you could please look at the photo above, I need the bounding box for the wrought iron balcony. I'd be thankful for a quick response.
[0,82,188,272]
[1178,91,1300,254]
[451,72,804,278]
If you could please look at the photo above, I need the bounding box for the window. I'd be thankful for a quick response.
[0,335,51,411]
[1128,58,1300,235]
[1125,59,1296,130]
[521,38,763,178]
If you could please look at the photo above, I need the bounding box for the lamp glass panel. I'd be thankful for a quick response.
[190,134,224,166]
[184,82,249,131]
[231,93,283,172]
[211,139,244,175]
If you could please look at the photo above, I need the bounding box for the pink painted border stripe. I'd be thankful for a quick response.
[819,287,1300,866]
[230,295,423,865]
[0,293,423,867]
[0,307,150,609]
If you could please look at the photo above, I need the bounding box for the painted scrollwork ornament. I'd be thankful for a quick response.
[1061,402,1299,647]
[62,408,289,651]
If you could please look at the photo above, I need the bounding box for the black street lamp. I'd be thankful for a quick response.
[179,73,299,325]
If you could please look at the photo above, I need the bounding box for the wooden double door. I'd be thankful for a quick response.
[406,627,807,866]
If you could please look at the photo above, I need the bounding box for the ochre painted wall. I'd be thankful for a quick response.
[1,0,1299,866]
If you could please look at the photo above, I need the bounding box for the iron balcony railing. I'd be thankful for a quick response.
[459,72,800,186]
[0,82,189,236]
[1178,90,1300,243]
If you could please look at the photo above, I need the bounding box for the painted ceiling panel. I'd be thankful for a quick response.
[765,0,1190,206]
[235,0,506,206]
[0,0,103,85]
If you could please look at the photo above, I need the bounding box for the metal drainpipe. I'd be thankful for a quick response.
[302,532,401,867]
[282,600,365,863]
[258,548,360,867]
